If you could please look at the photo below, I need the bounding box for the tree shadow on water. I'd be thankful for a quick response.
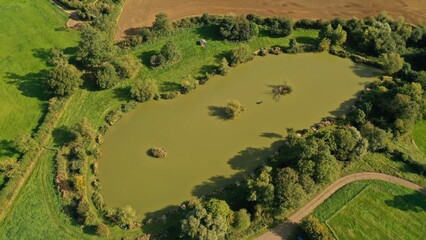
[350,63,381,78]
[260,132,283,139]
[385,192,426,213]
[207,106,229,120]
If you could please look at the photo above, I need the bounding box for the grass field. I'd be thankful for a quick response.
[0,0,79,160]
[314,180,426,240]
[414,120,426,155]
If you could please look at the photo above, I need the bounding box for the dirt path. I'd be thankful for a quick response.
[115,0,426,39]
[255,172,426,240]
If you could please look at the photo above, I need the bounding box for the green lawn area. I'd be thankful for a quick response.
[0,0,79,160]
[314,180,426,240]
[414,120,426,155]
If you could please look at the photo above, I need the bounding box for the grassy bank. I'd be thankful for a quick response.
[414,120,426,154]
[314,180,426,239]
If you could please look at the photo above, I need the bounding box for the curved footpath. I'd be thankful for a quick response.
[255,172,426,240]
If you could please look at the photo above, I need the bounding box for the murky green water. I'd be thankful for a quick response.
[99,53,378,217]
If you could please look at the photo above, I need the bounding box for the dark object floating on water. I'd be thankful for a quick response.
[256,100,263,104]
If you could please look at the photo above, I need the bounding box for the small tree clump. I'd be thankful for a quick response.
[272,82,293,100]
[150,147,168,158]
[218,57,230,75]
[318,38,331,52]
[96,63,119,89]
[381,52,404,75]
[95,223,110,237]
[47,61,83,96]
[152,13,174,36]
[230,45,253,66]
[300,215,333,240]
[130,80,159,102]
[225,100,244,119]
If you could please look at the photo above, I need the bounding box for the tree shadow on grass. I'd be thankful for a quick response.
[385,192,426,212]
[161,81,182,92]
[207,106,229,120]
[139,50,157,68]
[199,64,217,75]
[5,70,50,100]
[0,139,18,158]
[52,126,75,147]
[195,25,221,41]
[295,36,317,45]
[113,86,132,101]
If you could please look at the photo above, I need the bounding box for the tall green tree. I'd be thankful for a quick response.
[219,15,259,41]
[152,13,173,35]
[381,52,404,75]
[47,61,83,96]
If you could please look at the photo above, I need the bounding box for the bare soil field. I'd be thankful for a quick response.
[115,0,426,39]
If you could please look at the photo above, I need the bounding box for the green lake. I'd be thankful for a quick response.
[98,53,379,217]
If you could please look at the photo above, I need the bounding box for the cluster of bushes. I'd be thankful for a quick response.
[149,41,181,68]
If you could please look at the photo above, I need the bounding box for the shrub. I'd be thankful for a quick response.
[112,54,141,79]
[152,13,174,36]
[109,205,136,226]
[300,215,332,240]
[161,41,181,64]
[181,77,197,94]
[130,79,159,102]
[219,15,259,41]
[96,223,110,237]
[225,100,244,119]
[318,38,331,52]
[150,54,166,68]
[105,109,122,125]
[232,209,251,232]
[121,101,138,112]
[96,63,119,89]
[230,45,253,66]
[160,91,180,100]
[270,17,293,37]
[150,147,168,158]
[286,39,300,53]
[218,57,230,75]
[381,52,404,75]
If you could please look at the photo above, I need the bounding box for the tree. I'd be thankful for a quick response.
[225,100,244,119]
[300,215,333,240]
[286,39,300,53]
[96,63,119,89]
[330,127,362,161]
[361,122,391,151]
[229,45,253,66]
[160,41,180,64]
[152,13,173,36]
[95,223,110,237]
[232,209,251,232]
[47,61,83,96]
[111,205,136,226]
[319,24,347,45]
[218,57,230,75]
[314,151,340,183]
[275,167,306,209]
[381,52,404,75]
[317,38,331,52]
[77,25,115,68]
[130,79,159,102]
[270,18,293,37]
[247,166,274,208]
[181,199,232,240]
[48,48,67,66]
[219,15,259,41]
[347,108,366,126]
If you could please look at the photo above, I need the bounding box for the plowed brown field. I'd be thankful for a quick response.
[115,0,426,39]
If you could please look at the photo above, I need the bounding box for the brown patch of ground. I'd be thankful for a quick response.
[115,0,426,39]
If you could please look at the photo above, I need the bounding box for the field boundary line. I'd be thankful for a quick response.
[0,97,71,223]
[325,185,371,240]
